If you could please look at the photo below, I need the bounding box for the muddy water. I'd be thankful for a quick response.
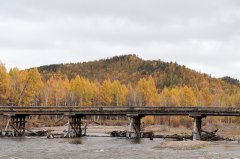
[0,136,240,159]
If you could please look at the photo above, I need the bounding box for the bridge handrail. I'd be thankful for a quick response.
[0,106,239,111]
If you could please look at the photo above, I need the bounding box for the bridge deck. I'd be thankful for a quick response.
[0,106,240,116]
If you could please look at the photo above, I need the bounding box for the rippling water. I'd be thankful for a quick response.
[0,136,240,159]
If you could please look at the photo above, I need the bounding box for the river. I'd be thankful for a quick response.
[0,136,240,159]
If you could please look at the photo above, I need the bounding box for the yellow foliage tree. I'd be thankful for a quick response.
[158,87,181,126]
[81,78,94,106]
[126,83,137,106]
[136,76,159,106]
[160,87,171,106]
[92,81,101,106]
[179,85,196,106]
[45,76,70,106]
[70,75,94,106]
[111,80,127,106]
[170,87,180,106]
[137,76,159,124]
[9,68,25,106]
[200,87,213,106]
[21,68,43,106]
[0,63,10,105]
[232,91,240,107]
[46,77,58,106]
[100,79,112,106]
[10,68,43,106]
[60,77,70,106]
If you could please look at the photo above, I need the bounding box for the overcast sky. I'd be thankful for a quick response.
[0,0,240,79]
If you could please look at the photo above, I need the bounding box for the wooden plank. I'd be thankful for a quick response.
[0,106,239,116]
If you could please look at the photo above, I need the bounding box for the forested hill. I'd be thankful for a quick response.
[38,54,239,90]
[0,54,240,117]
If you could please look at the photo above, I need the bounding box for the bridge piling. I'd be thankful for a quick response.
[190,114,206,141]
[65,115,84,137]
[3,115,27,136]
[127,115,144,138]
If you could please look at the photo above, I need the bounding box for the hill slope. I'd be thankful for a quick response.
[38,54,239,92]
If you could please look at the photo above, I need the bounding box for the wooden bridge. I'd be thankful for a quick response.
[0,106,240,140]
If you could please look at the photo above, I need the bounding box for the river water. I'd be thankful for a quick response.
[0,136,240,159]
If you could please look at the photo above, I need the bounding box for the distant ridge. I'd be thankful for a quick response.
[38,54,239,91]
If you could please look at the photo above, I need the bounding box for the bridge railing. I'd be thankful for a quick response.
[0,106,239,112]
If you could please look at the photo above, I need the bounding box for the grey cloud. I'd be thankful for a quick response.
[0,0,240,79]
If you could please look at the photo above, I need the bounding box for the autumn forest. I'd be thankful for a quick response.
[0,55,240,126]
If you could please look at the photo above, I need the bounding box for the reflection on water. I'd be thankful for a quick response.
[0,136,240,159]
[128,138,141,144]
[68,138,82,144]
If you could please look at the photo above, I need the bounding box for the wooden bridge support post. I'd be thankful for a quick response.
[12,115,27,136]
[193,117,201,141]
[127,115,144,138]
[190,114,205,141]
[66,115,84,137]
[3,115,27,136]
